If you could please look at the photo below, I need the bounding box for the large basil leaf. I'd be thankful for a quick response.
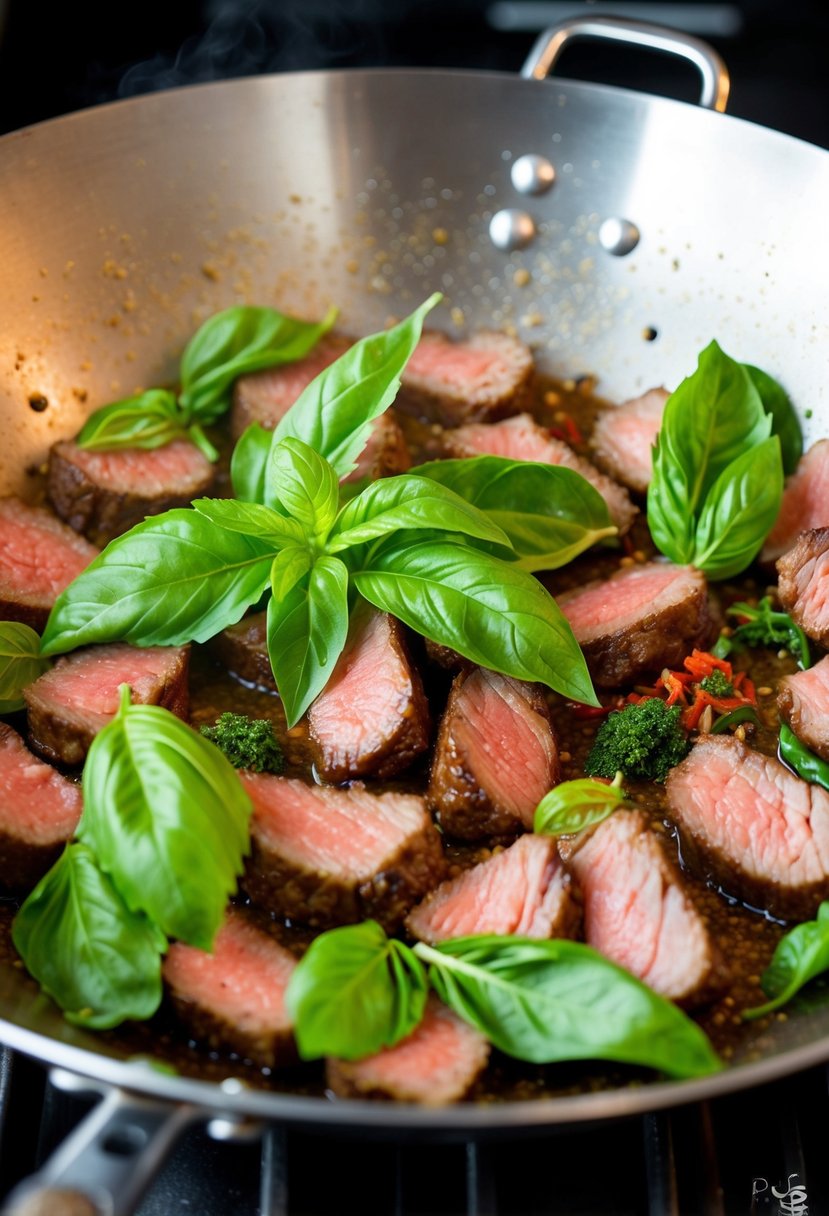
[534,776,628,838]
[412,457,616,571]
[270,546,313,600]
[274,294,440,478]
[285,920,428,1060]
[178,305,337,424]
[192,498,306,547]
[645,434,696,565]
[414,937,720,1078]
[327,474,511,554]
[12,843,166,1029]
[352,538,597,705]
[0,622,50,712]
[744,903,829,1020]
[266,438,339,542]
[230,422,272,504]
[745,363,802,475]
[692,435,783,579]
[41,510,277,655]
[78,688,252,950]
[266,555,349,726]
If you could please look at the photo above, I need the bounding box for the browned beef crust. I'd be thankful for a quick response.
[209,612,275,692]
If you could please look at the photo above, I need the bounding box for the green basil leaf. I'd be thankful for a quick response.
[646,433,696,565]
[692,435,783,579]
[744,903,829,1019]
[414,936,720,1078]
[266,438,339,542]
[327,474,512,554]
[270,545,313,600]
[76,389,185,451]
[721,598,811,670]
[0,622,50,712]
[285,920,428,1061]
[41,510,277,655]
[179,305,337,424]
[274,294,440,478]
[266,555,349,727]
[533,776,627,837]
[745,363,803,475]
[352,538,597,705]
[192,498,306,547]
[412,457,617,571]
[12,843,166,1029]
[78,688,251,950]
[779,723,829,791]
[231,423,272,504]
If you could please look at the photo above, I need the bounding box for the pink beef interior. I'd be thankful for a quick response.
[784,545,829,631]
[591,388,667,491]
[763,440,829,563]
[560,562,698,641]
[779,656,829,737]
[0,498,97,603]
[29,643,183,729]
[234,335,352,427]
[61,438,212,495]
[404,333,506,391]
[0,724,81,845]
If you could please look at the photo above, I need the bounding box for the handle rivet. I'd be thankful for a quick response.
[599,217,640,255]
[510,154,556,195]
[489,208,536,251]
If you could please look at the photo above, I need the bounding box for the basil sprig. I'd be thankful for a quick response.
[533,774,627,837]
[713,597,810,670]
[77,305,337,462]
[0,622,50,712]
[647,341,784,580]
[744,902,829,1020]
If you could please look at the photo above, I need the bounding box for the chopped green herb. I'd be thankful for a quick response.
[699,669,734,698]
[713,597,810,669]
[585,698,689,783]
[200,712,284,774]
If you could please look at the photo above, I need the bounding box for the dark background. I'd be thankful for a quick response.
[0,0,826,147]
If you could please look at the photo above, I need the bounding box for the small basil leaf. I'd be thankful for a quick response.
[744,903,829,1019]
[179,305,337,424]
[745,363,803,475]
[76,390,184,452]
[353,538,597,705]
[0,622,50,712]
[274,294,440,479]
[692,435,783,579]
[533,777,627,837]
[284,920,428,1061]
[266,555,349,727]
[231,423,272,504]
[413,936,720,1078]
[270,545,313,601]
[78,688,252,950]
[646,432,696,565]
[327,474,511,554]
[12,843,166,1029]
[266,437,339,542]
[192,498,306,547]
[41,510,277,655]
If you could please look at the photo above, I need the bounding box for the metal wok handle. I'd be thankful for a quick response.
[521,15,731,112]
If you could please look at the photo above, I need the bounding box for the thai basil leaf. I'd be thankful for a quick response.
[77,390,184,450]
[647,432,695,565]
[266,438,339,543]
[78,688,252,950]
[327,474,512,554]
[12,843,166,1030]
[744,903,829,1020]
[192,498,306,547]
[0,622,50,712]
[745,363,802,475]
[274,294,440,479]
[534,776,627,837]
[270,545,313,600]
[285,921,428,1061]
[691,435,784,579]
[412,457,617,571]
[231,423,272,504]
[352,538,597,705]
[266,555,349,726]
[179,304,338,424]
[413,936,720,1078]
[41,510,277,655]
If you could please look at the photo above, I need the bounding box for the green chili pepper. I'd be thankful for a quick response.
[710,706,762,735]
[779,724,829,792]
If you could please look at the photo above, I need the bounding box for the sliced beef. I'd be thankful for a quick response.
[0,723,82,891]
[558,811,724,1006]
[445,413,636,534]
[398,330,533,427]
[348,411,411,482]
[589,387,668,495]
[666,735,829,920]
[48,438,216,547]
[406,834,580,944]
[778,656,829,762]
[424,638,467,673]
[761,440,829,566]
[163,908,297,1068]
[231,334,352,438]
[308,607,430,783]
[241,773,445,931]
[24,642,189,766]
[209,611,274,692]
[557,562,711,689]
[326,995,489,1105]
[0,497,98,630]
[777,527,829,647]
[428,667,560,840]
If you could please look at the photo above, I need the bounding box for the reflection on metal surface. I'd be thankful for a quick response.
[489,2,743,38]
[489,207,537,251]
[599,216,641,256]
[510,152,556,195]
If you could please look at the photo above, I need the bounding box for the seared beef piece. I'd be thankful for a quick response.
[47,438,216,547]
[428,667,560,840]
[231,334,352,438]
[241,774,446,931]
[777,528,829,647]
[397,329,533,427]
[308,607,430,783]
[0,724,82,891]
[349,411,411,482]
[445,413,637,535]
[406,834,580,944]
[0,497,97,630]
[778,657,829,762]
[762,440,829,565]
[558,811,725,1006]
[590,387,668,495]
[424,638,468,672]
[557,562,711,690]
[209,611,274,692]
[666,736,829,921]
[163,908,297,1068]
[24,642,189,766]
[326,995,490,1105]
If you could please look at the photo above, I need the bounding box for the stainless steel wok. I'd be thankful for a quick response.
[1,16,828,1213]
